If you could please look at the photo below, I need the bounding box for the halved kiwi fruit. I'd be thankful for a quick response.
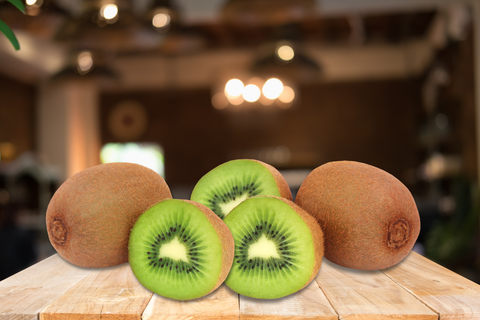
[223,196,324,299]
[190,159,292,219]
[128,199,234,300]
[295,161,421,270]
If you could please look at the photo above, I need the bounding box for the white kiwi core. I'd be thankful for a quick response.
[219,193,249,216]
[247,234,280,259]
[159,236,189,262]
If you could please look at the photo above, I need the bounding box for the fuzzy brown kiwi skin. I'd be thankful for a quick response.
[294,161,420,271]
[46,163,172,268]
[251,160,293,200]
[184,200,235,295]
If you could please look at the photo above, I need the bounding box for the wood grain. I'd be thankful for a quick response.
[315,258,438,320]
[142,284,239,320]
[382,252,480,320]
[239,279,338,320]
[40,262,153,320]
[0,254,91,320]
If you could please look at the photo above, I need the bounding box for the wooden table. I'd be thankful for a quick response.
[1,251,480,320]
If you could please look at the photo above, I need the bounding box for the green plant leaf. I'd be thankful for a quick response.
[7,0,25,14]
[0,19,20,51]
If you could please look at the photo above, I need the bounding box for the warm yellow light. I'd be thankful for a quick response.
[278,86,295,103]
[77,51,93,74]
[243,84,261,102]
[26,0,37,5]
[212,92,229,109]
[153,13,171,28]
[227,94,244,105]
[277,45,294,61]
[100,4,118,20]
[225,79,244,97]
[262,78,283,99]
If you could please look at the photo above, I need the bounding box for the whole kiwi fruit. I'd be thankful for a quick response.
[46,162,172,268]
[295,161,420,270]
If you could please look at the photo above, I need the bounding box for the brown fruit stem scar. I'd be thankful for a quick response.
[51,219,67,245]
[387,219,409,249]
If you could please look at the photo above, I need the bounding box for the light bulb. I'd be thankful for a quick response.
[153,13,171,28]
[278,86,295,103]
[277,45,294,61]
[225,79,244,97]
[77,51,93,74]
[262,78,284,99]
[100,4,118,20]
[243,84,261,102]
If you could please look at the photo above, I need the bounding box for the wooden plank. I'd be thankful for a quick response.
[0,254,91,320]
[315,258,438,320]
[142,284,239,320]
[382,252,480,320]
[40,262,153,320]
[239,279,338,320]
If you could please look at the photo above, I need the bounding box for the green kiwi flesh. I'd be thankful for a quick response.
[190,159,292,219]
[128,199,234,300]
[224,196,323,299]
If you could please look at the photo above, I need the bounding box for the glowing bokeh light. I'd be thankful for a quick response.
[277,45,294,61]
[100,4,118,20]
[153,13,171,28]
[77,51,93,74]
[26,0,37,5]
[243,84,261,102]
[225,79,244,97]
[212,92,229,109]
[262,78,284,99]
[227,94,244,105]
[278,86,295,103]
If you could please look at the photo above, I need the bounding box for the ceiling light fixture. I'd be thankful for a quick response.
[243,84,261,102]
[100,4,118,20]
[225,79,244,97]
[276,45,294,61]
[153,12,171,28]
[77,51,94,75]
[262,78,283,99]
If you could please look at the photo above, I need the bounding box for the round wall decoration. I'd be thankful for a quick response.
[108,100,148,141]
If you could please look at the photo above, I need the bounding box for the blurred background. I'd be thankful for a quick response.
[0,0,479,283]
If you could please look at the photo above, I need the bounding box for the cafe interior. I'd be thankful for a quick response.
[0,0,479,283]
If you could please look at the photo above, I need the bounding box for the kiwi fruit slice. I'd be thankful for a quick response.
[46,162,172,268]
[223,196,323,299]
[128,199,234,300]
[190,159,292,219]
[295,161,421,270]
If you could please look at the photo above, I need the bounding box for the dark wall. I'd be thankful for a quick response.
[0,73,36,161]
[100,78,422,188]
